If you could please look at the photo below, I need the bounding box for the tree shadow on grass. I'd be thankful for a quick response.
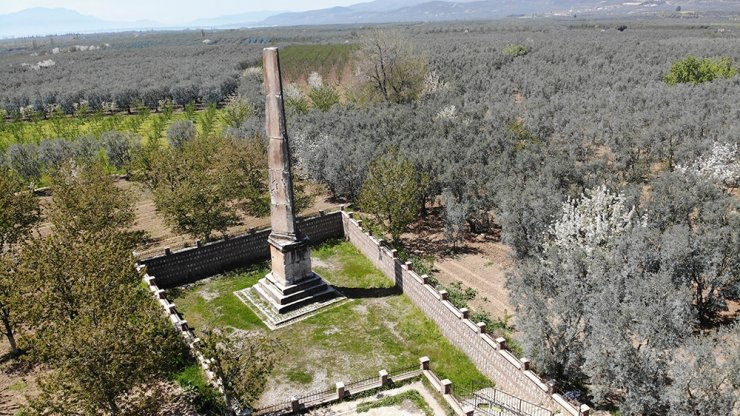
[333,285,402,299]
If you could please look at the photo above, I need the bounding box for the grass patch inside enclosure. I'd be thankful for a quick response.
[170,239,489,399]
[356,390,433,415]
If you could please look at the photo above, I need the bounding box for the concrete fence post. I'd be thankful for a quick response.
[404,261,413,271]
[248,227,256,234]
[356,220,363,229]
[348,212,354,219]
[164,246,171,256]
[420,356,430,370]
[290,396,300,412]
[421,274,429,284]
[390,249,398,258]
[495,337,508,350]
[177,320,189,332]
[439,290,449,300]
[463,405,475,416]
[476,322,486,333]
[547,380,556,395]
[340,204,345,211]
[379,370,388,386]
[441,379,452,395]
[319,210,325,216]
[195,239,202,248]
[460,307,469,319]
[580,404,591,416]
[336,382,345,400]
[520,358,531,371]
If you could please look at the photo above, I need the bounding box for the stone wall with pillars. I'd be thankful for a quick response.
[139,211,344,288]
[341,211,587,416]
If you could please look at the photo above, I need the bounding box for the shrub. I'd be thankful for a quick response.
[39,138,74,170]
[73,135,99,162]
[101,131,138,170]
[504,44,529,57]
[167,120,196,150]
[6,143,41,180]
[665,56,738,85]
[308,86,340,112]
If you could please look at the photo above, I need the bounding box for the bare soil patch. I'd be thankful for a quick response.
[401,208,515,321]
[36,178,338,259]
[0,339,42,415]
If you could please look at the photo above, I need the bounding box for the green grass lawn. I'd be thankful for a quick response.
[170,239,489,397]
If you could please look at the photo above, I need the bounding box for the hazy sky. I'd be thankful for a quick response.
[0,0,362,24]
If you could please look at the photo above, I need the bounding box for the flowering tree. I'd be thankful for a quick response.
[548,185,641,254]
[676,142,739,189]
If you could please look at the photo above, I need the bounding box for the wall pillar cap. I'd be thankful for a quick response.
[476,322,486,333]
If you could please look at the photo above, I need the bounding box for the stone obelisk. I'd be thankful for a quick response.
[253,47,334,314]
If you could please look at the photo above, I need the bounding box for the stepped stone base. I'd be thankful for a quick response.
[254,271,337,313]
[236,279,346,330]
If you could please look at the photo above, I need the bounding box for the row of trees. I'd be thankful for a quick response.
[272,25,739,415]
[2,156,287,413]
[0,163,189,414]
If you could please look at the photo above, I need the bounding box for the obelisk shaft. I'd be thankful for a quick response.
[263,47,298,240]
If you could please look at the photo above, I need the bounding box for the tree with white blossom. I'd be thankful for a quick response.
[676,141,739,189]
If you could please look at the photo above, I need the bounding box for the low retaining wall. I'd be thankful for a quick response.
[140,211,344,288]
[341,212,588,416]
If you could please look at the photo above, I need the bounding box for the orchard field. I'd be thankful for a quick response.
[1,16,738,415]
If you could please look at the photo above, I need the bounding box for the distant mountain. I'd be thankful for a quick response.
[260,0,740,26]
[0,7,158,38]
[1,1,738,38]
[189,10,285,28]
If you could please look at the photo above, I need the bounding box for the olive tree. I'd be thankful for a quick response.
[167,120,196,150]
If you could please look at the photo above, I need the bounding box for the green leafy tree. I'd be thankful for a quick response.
[19,161,186,414]
[221,95,254,129]
[665,56,738,85]
[23,236,186,415]
[308,86,340,112]
[359,148,427,243]
[0,168,41,355]
[151,137,241,241]
[47,162,137,243]
[504,44,529,57]
[198,102,218,139]
[201,329,284,409]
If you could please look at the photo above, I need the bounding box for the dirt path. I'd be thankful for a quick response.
[0,339,42,415]
[434,240,514,320]
[401,209,515,322]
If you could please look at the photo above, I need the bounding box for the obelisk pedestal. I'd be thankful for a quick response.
[251,47,337,314]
